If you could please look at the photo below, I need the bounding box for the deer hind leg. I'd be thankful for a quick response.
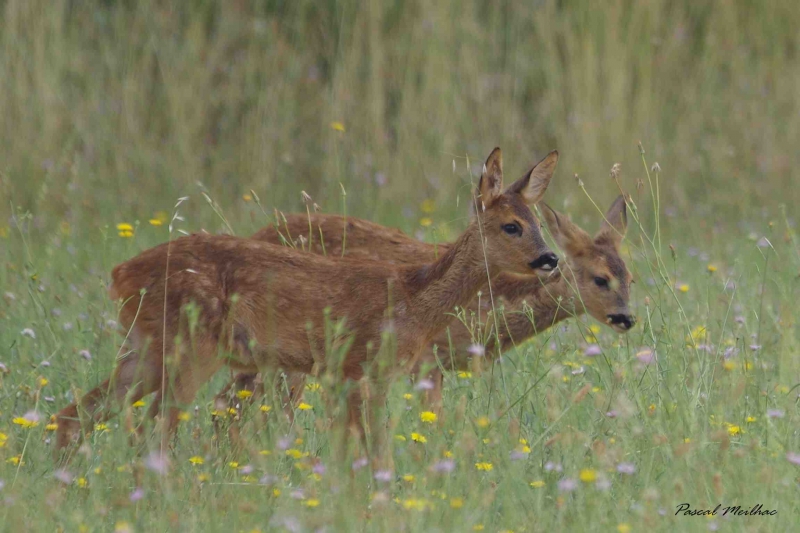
[212,372,264,449]
[54,344,163,458]
[154,333,225,451]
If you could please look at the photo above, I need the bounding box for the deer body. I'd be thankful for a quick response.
[217,196,633,416]
[55,148,559,457]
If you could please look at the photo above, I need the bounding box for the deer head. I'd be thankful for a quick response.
[541,195,635,333]
[475,148,560,276]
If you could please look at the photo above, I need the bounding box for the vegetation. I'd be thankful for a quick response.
[1,1,798,531]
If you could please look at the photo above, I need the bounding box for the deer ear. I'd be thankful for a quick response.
[476,147,503,208]
[506,150,558,205]
[541,202,592,257]
[596,195,628,246]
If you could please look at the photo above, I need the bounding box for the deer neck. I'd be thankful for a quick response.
[492,265,585,352]
[403,223,495,336]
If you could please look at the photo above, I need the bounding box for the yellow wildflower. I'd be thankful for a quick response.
[39,377,48,387]
[402,498,432,511]
[678,284,689,293]
[579,469,597,483]
[421,199,436,214]
[12,417,39,429]
[419,217,433,227]
[236,389,253,400]
[411,432,427,444]
[148,219,163,226]
[707,264,718,273]
[96,423,110,432]
[476,416,490,428]
[259,450,271,456]
[726,424,742,436]
[189,456,204,465]
[684,438,691,443]
[77,477,88,488]
[402,474,415,482]
[723,360,736,371]
[178,411,191,421]
[228,461,239,469]
[132,400,146,408]
[450,498,463,509]
[304,499,320,508]
[474,462,493,471]
[473,525,485,531]
[403,393,413,400]
[45,423,58,431]
[6,455,22,465]
[297,402,313,411]
[330,122,345,132]
[746,416,757,423]
[0,432,8,447]
[458,371,472,379]
[443,450,453,458]
[116,223,133,231]
[260,405,272,413]
[530,480,545,488]
[285,449,307,459]
[242,194,253,202]
[617,524,631,533]
[394,434,407,442]
[420,411,437,423]
[305,382,321,392]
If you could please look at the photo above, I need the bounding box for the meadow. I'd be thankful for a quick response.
[1,1,799,531]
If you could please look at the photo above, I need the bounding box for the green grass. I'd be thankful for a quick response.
[2,1,800,531]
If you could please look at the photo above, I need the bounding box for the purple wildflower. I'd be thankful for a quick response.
[20,328,36,339]
[636,348,656,365]
[544,461,562,473]
[415,379,435,391]
[144,450,170,475]
[352,457,368,471]
[557,478,577,492]
[312,463,326,475]
[786,452,800,466]
[54,470,74,485]
[277,436,292,451]
[723,347,738,359]
[431,459,455,473]
[373,470,393,482]
[584,344,602,357]
[595,477,611,491]
[129,488,145,502]
[767,409,785,419]
[605,410,618,418]
[79,350,92,361]
[239,465,254,475]
[467,344,485,357]
[617,462,636,475]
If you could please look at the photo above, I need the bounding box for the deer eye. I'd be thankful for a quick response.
[594,276,609,288]
[502,223,521,235]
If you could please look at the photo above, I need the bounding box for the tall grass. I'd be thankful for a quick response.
[1,1,799,531]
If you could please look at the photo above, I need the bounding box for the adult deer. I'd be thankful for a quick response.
[215,195,633,418]
[54,148,559,461]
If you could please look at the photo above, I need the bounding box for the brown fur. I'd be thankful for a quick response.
[54,148,558,459]
[217,195,634,419]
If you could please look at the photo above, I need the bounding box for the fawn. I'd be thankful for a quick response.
[54,147,560,459]
[214,195,633,418]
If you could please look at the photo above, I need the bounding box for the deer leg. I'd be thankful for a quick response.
[55,349,162,458]
[423,368,445,415]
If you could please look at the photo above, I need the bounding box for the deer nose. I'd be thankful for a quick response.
[607,314,636,330]
[529,252,559,272]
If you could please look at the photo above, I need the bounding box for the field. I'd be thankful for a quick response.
[1,1,799,531]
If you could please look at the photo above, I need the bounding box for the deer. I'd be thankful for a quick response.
[214,195,634,425]
[54,147,560,463]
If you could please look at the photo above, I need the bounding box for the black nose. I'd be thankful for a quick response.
[529,252,558,272]
[607,314,635,330]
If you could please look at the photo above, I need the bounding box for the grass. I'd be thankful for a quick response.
[1,1,800,531]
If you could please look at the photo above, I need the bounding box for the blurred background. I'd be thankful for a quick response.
[1,0,798,239]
